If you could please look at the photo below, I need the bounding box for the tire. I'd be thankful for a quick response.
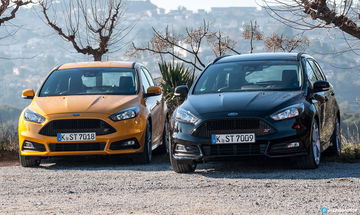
[169,141,196,173]
[19,155,41,167]
[328,118,342,157]
[295,120,321,169]
[155,119,170,154]
[136,121,152,164]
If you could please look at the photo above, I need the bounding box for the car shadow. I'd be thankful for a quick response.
[40,154,359,180]
[40,153,172,171]
[195,157,360,180]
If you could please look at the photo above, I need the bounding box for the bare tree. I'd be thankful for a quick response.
[130,21,240,71]
[261,0,360,40]
[264,33,310,52]
[0,0,32,26]
[242,21,263,53]
[39,0,132,61]
[207,31,241,57]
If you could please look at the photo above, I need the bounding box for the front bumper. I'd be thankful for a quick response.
[171,117,311,161]
[172,138,308,161]
[18,112,147,157]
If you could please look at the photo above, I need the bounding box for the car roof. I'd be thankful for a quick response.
[215,53,303,64]
[58,61,135,70]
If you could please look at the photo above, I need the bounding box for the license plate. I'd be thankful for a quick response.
[57,133,96,142]
[212,133,255,144]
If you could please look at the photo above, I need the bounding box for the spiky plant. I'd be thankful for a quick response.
[159,62,195,112]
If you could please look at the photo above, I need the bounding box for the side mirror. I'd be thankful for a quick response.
[174,85,189,98]
[146,86,162,97]
[312,80,330,92]
[22,89,35,99]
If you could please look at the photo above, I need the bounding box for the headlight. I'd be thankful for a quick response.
[24,109,45,123]
[175,108,199,124]
[271,104,304,121]
[110,107,140,121]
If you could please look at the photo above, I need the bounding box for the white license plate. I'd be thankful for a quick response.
[57,133,96,142]
[212,133,255,144]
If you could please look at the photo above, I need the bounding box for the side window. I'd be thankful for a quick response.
[312,60,327,80]
[308,59,324,80]
[82,76,96,87]
[142,67,155,86]
[305,60,319,85]
[140,69,150,91]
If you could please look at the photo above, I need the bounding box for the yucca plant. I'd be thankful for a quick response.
[159,62,195,112]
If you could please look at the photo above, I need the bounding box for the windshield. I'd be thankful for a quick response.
[193,60,301,94]
[39,67,138,96]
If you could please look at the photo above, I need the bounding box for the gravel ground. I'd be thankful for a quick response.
[0,155,359,215]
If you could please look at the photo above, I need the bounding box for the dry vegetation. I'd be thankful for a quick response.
[339,136,360,162]
[0,122,18,152]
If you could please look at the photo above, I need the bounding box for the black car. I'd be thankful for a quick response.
[170,53,341,173]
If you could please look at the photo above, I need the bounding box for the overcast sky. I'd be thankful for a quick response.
[150,0,260,11]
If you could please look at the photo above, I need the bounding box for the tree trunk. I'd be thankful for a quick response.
[94,54,102,61]
[250,21,254,54]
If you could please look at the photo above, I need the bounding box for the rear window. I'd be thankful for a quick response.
[39,67,138,96]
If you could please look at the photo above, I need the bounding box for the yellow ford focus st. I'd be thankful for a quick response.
[18,61,169,167]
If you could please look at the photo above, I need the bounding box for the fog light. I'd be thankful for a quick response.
[287,142,300,148]
[174,144,199,153]
[23,141,35,150]
[175,144,187,153]
[123,140,136,146]
[109,139,139,150]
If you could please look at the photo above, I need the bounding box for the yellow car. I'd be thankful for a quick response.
[18,61,169,167]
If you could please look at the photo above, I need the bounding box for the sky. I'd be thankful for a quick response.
[150,0,259,11]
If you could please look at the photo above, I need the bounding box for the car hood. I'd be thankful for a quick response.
[184,91,303,116]
[30,95,140,116]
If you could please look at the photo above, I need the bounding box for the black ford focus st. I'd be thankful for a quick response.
[170,53,341,173]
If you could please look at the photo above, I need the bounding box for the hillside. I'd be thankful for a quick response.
[0,1,359,111]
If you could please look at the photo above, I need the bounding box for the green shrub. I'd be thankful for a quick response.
[159,62,195,112]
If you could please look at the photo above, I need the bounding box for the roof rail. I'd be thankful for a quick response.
[297,52,304,60]
[212,55,231,64]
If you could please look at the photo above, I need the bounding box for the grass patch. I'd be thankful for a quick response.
[340,143,360,163]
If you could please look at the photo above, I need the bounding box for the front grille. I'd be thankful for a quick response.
[193,118,274,138]
[202,143,267,157]
[39,119,116,137]
[49,142,105,152]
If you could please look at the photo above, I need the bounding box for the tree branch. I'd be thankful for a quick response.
[39,0,129,61]
[132,42,203,71]
[0,0,32,26]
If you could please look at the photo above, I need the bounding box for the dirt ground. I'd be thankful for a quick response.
[1,154,359,215]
